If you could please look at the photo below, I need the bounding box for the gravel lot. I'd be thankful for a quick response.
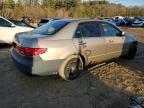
[0,27,144,108]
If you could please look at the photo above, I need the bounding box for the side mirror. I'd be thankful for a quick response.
[118,31,126,36]
[121,31,126,36]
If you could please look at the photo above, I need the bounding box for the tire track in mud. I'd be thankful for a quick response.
[88,61,144,96]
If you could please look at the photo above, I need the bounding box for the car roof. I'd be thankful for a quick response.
[53,18,102,23]
[41,18,62,20]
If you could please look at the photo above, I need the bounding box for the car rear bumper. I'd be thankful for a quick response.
[11,48,64,76]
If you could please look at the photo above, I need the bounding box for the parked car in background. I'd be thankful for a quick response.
[0,16,34,44]
[132,19,144,27]
[9,19,35,28]
[11,19,137,80]
[124,18,134,26]
[114,19,126,26]
[114,16,124,20]
[37,18,61,27]
[103,18,116,25]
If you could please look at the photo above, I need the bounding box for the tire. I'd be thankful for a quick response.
[59,55,84,80]
[126,43,137,59]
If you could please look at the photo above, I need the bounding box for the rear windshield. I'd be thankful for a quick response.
[33,20,70,35]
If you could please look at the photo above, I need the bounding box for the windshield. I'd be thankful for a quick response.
[33,20,70,35]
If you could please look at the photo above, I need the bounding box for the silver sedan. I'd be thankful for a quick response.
[11,19,137,80]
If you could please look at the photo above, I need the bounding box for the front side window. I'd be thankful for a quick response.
[0,18,11,27]
[100,22,121,36]
[101,23,121,36]
[33,20,71,35]
[80,22,101,37]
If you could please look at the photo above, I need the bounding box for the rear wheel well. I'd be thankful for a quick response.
[71,54,86,68]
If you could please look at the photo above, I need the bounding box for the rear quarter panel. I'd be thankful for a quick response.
[38,39,77,61]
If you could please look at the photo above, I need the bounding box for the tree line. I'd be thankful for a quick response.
[0,0,144,22]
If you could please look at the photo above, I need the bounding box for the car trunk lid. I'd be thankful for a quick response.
[14,32,49,48]
[13,32,48,56]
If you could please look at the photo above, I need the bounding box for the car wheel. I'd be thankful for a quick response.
[59,55,84,80]
[126,43,137,59]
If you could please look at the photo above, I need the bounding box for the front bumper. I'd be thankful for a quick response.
[11,48,64,76]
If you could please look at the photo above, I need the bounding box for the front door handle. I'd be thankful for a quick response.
[79,41,87,45]
[79,41,87,48]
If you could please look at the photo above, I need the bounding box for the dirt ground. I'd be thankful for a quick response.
[0,27,144,108]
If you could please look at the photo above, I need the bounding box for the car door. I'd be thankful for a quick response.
[73,22,107,64]
[99,22,126,59]
[0,18,16,43]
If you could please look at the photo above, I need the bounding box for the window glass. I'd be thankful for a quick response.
[100,23,121,36]
[33,20,71,35]
[40,19,49,23]
[0,18,11,27]
[75,26,82,38]
[80,22,101,37]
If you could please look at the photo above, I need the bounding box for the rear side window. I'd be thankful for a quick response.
[0,18,11,27]
[33,20,70,35]
[77,22,101,38]
[100,22,121,36]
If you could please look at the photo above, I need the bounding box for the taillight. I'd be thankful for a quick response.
[16,46,47,56]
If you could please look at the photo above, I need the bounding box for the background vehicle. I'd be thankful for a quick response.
[124,18,134,26]
[11,19,137,80]
[114,19,126,26]
[0,16,34,44]
[37,18,61,27]
[9,19,35,28]
[114,16,124,20]
[103,18,116,25]
[132,19,144,27]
